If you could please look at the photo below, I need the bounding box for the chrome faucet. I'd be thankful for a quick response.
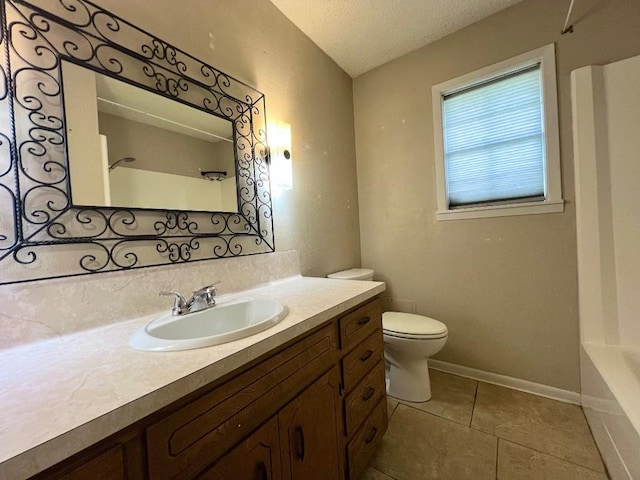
[160,281,221,316]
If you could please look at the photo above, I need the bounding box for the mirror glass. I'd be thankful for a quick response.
[63,61,239,212]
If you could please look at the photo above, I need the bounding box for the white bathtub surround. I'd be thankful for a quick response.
[581,346,640,480]
[0,250,300,349]
[0,276,385,478]
[572,53,640,479]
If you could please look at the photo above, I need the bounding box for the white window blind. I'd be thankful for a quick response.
[442,64,545,208]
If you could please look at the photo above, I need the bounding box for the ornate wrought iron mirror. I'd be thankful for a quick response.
[0,0,274,285]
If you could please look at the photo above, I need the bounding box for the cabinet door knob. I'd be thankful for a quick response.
[359,349,374,362]
[357,316,371,326]
[256,461,269,480]
[295,426,305,461]
[362,386,376,401]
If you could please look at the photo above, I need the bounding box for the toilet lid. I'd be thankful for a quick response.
[382,312,448,336]
[327,268,374,280]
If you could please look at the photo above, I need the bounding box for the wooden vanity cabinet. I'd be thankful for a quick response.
[31,296,386,480]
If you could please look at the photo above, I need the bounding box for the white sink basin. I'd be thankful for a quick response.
[129,297,288,351]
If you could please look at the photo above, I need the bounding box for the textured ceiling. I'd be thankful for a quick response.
[270,0,525,77]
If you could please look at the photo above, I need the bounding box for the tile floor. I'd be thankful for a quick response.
[363,369,607,480]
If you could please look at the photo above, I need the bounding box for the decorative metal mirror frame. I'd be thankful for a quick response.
[0,0,274,285]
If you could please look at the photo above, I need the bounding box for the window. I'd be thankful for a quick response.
[432,44,563,220]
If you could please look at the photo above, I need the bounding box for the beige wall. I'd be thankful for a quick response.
[95,0,361,276]
[354,0,640,391]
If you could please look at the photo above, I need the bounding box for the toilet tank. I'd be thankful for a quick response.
[327,268,374,281]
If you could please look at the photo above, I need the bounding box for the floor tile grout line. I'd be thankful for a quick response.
[371,465,401,480]
[393,399,474,427]
[394,401,479,429]
[381,371,606,479]
[377,400,501,480]
[474,422,605,473]
[467,380,604,474]
[495,437,500,480]
[580,406,610,478]
[469,379,480,428]
[497,437,607,474]
[387,400,398,420]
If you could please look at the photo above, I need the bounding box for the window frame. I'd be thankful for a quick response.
[432,43,563,221]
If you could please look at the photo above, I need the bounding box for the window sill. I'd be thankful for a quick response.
[436,199,564,221]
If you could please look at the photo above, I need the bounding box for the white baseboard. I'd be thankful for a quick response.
[429,359,581,405]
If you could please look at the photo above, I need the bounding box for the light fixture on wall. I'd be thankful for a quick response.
[267,120,293,193]
[200,170,227,181]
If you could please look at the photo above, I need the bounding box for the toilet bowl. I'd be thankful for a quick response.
[326,268,448,402]
[383,312,448,402]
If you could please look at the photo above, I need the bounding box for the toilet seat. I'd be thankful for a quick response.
[383,330,448,340]
[327,268,374,280]
[382,312,448,340]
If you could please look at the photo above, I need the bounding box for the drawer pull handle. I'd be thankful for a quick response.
[365,427,378,444]
[295,426,305,461]
[360,349,374,362]
[257,461,269,480]
[362,386,376,401]
[357,316,372,326]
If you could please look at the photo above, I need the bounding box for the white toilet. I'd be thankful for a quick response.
[327,268,375,281]
[327,268,448,403]
[382,312,447,402]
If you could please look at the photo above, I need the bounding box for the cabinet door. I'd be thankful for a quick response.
[57,446,125,480]
[196,416,282,480]
[279,367,343,480]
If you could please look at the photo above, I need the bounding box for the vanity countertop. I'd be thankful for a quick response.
[0,276,385,479]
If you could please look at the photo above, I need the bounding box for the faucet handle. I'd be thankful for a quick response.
[159,291,188,316]
[192,280,221,298]
[192,281,221,309]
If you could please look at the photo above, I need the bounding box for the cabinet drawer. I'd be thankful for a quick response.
[342,330,384,394]
[346,398,388,480]
[146,323,337,480]
[339,299,381,353]
[344,361,386,437]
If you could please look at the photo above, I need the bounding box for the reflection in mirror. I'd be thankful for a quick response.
[62,61,239,212]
